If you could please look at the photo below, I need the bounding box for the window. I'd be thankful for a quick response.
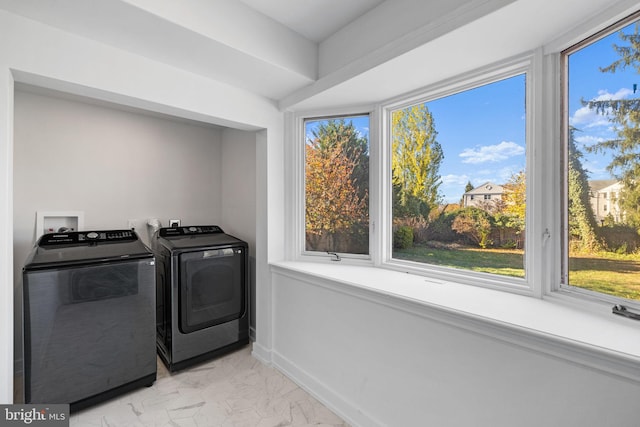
[389,74,527,279]
[304,115,370,255]
[292,10,638,306]
[563,13,640,302]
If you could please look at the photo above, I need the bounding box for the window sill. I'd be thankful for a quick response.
[270,261,640,384]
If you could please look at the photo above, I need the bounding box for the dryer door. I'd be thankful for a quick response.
[178,246,246,334]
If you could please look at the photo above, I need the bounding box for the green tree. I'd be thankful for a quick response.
[568,127,601,252]
[392,104,444,218]
[583,24,640,227]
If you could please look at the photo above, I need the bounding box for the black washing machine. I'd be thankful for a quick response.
[22,230,156,411]
[154,225,249,371]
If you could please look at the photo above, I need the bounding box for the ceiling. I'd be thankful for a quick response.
[237,0,385,43]
[0,0,635,112]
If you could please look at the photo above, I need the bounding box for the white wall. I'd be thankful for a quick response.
[220,128,257,252]
[271,271,640,427]
[13,89,224,250]
[0,9,284,403]
[221,128,258,337]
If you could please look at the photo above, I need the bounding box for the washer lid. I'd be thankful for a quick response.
[24,230,153,270]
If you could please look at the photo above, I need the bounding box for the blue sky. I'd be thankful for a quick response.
[426,75,526,203]
[568,23,638,181]
[306,20,638,204]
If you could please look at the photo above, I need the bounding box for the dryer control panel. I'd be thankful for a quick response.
[159,225,224,237]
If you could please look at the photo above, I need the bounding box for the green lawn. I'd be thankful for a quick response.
[394,244,640,301]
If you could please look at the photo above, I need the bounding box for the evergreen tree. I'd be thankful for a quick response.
[464,181,474,193]
[460,181,474,206]
[583,23,640,227]
[391,104,444,218]
[568,127,602,252]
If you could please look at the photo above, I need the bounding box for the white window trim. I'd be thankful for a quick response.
[377,53,544,297]
[286,106,377,263]
[553,7,640,311]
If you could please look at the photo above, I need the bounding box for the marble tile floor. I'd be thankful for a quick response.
[70,344,349,427]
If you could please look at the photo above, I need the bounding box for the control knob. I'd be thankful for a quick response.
[86,232,99,239]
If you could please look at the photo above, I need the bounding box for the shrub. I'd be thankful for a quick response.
[424,211,459,243]
[451,207,494,248]
[395,216,429,243]
[500,240,518,249]
[394,225,414,249]
[598,224,640,254]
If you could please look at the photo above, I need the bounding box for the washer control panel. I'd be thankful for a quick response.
[159,225,224,237]
[39,230,137,246]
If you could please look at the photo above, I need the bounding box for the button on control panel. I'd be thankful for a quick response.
[78,230,135,242]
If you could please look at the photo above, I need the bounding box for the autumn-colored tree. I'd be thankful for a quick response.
[501,170,526,233]
[392,104,443,218]
[305,120,369,253]
[309,119,369,200]
[452,207,493,248]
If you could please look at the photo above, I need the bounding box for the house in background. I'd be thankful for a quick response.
[462,182,504,210]
[589,179,623,223]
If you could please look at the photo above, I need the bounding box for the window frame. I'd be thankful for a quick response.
[378,56,541,296]
[289,108,377,263]
[557,10,640,310]
[287,6,640,309]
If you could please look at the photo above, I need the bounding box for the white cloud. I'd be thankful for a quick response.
[596,87,631,101]
[440,174,470,186]
[467,166,522,186]
[570,87,632,129]
[574,134,605,146]
[459,141,525,164]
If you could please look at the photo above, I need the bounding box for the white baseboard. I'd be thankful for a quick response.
[250,342,272,366]
[271,351,380,427]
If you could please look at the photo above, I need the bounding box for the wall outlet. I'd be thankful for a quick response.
[169,219,181,227]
